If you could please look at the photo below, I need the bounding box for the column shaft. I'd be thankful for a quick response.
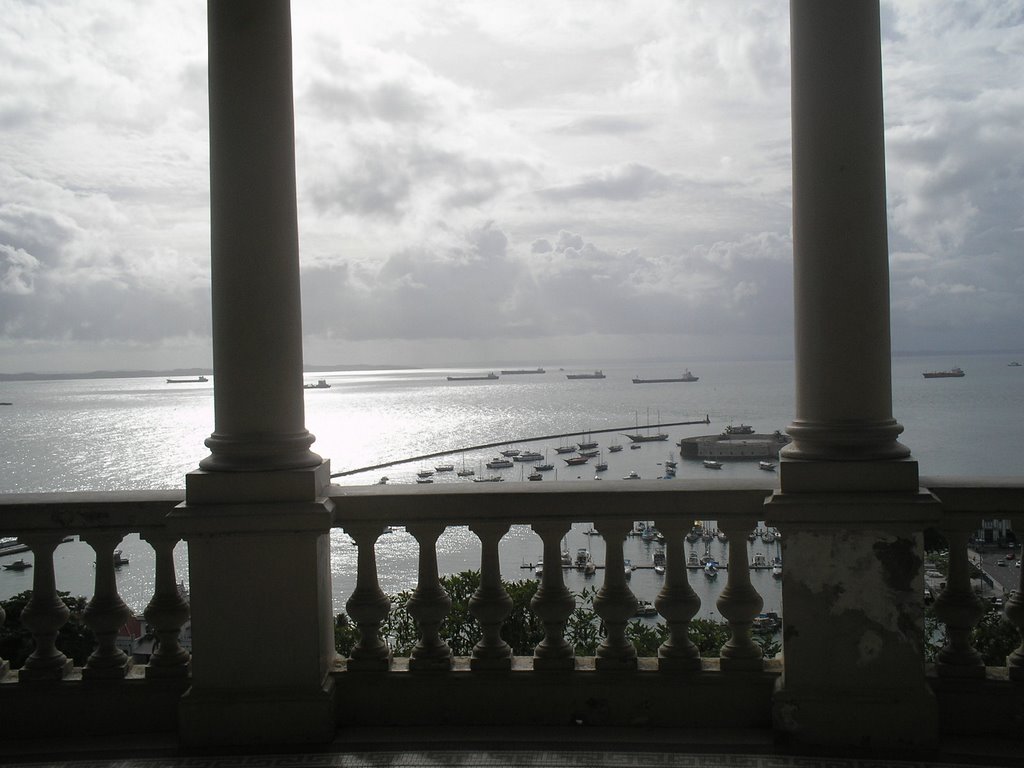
[785,0,908,464]
[201,0,319,472]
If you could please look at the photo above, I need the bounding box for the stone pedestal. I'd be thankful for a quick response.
[172,463,337,746]
[767,488,941,748]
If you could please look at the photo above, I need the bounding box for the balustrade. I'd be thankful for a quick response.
[653,519,701,671]
[343,523,393,671]
[141,531,191,678]
[530,520,577,670]
[716,519,764,671]
[468,521,513,670]
[406,523,454,671]
[81,532,134,679]
[2,481,1023,745]
[932,526,986,677]
[17,533,73,682]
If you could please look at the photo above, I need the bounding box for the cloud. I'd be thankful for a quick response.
[539,163,673,201]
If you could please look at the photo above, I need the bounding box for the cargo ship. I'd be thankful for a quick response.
[566,370,606,379]
[632,369,698,383]
[446,373,499,381]
[922,367,965,378]
[500,368,545,375]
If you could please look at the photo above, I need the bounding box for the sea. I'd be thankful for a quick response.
[1,353,1021,623]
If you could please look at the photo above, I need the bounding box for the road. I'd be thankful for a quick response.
[970,547,1022,596]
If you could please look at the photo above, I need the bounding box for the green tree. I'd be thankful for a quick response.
[0,590,96,669]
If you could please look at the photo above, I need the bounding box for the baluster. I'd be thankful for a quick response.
[716,518,764,671]
[18,534,73,681]
[1005,517,1024,680]
[468,521,513,670]
[530,521,576,670]
[141,532,191,677]
[344,524,392,671]
[593,519,638,670]
[81,532,133,679]
[406,522,453,671]
[0,598,8,679]
[933,527,985,677]
[654,520,701,671]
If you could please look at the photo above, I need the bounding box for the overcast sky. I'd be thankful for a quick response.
[0,1,1021,373]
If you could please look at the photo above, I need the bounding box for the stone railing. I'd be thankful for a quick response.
[1,478,1023,739]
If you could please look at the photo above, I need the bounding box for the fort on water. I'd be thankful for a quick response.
[677,424,791,460]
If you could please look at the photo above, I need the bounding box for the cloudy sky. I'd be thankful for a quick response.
[0,1,1021,373]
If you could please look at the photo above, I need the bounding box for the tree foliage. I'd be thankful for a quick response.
[0,590,96,669]
[335,570,752,659]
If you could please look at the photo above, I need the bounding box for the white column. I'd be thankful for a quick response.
[199,0,320,474]
[782,0,915,493]
[172,0,335,747]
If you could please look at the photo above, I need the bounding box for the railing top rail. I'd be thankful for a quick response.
[922,476,1024,519]
[0,490,184,534]
[328,479,776,526]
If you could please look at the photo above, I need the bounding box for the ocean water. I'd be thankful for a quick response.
[1,353,1020,618]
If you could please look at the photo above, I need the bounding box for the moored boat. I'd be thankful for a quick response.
[563,455,589,466]
[2,558,32,571]
[485,457,514,469]
[703,460,723,469]
[759,460,776,471]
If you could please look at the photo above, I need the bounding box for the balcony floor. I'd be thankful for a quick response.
[2,728,1022,768]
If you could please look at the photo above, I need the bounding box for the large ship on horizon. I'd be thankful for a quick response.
[500,368,545,375]
[632,369,698,384]
[922,367,965,378]
[566,370,606,379]
[446,372,499,381]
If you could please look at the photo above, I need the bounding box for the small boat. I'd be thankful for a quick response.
[703,460,723,470]
[446,372,499,381]
[717,531,727,542]
[772,558,783,579]
[704,561,719,578]
[623,470,641,480]
[630,443,641,450]
[578,448,600,457]
[664,458,677,469]
[922,367,965,378]
[514,451,544,462]
[631,369,698,384]
[534,560,544,578]
[595,460,608,472]
[575,548,593,570]
[528,471,543,481]
[166,376,208,383]
[472,475,504,483]
[554,444,576,454]
[486,458,514,469]
[457,467,475,477]
[687,551,699,568]
[113,550,129,567]
[652,550,666,576]
[377,476,389,485]
[563,455,589,466]
[634,600,658,617]
[2,559,32,571]
[534,463,554,472]
[303,378,330,389]
[434,464,454,472]
[759,461,776,471]
[753,612,782,634]
[1010,362,1022,367]
[417,469,435,478]
[662,466,675,479]
[500,448,521,457]
[577,440,598,450]
[415,477,434,484]
[624,559,634,578]
[566,370,606,379]
[607,444,623,453]
[724,424,755,435]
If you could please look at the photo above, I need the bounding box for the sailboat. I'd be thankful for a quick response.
[623,408,668,443]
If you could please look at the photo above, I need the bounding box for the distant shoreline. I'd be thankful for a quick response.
[0,364,415,383]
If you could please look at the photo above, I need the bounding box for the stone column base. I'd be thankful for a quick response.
[179,677,336,746]
[773,680,938,749]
